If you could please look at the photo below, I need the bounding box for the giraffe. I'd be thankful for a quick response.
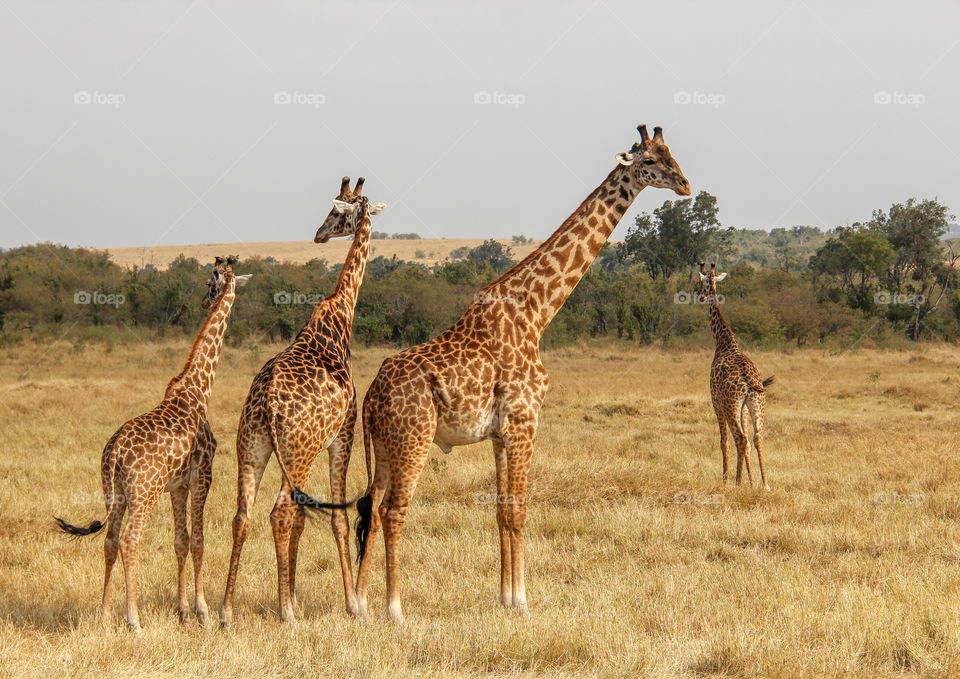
[219,177,386,625]
[54,256,251,632]
[697,262,774,489]
[352,125,690,621]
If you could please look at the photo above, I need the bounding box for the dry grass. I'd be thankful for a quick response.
[2,339,960,677]
[102,238,543,270]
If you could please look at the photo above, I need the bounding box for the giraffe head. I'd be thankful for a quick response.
[697,262,727,302]
[616,125,691,196]
[314,176,386,244]
[201,256,251,309]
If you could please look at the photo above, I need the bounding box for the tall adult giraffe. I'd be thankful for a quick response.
[219,177,386,625]
[697,262,774,489]
[353,125,690,621]
[55,256,251,632]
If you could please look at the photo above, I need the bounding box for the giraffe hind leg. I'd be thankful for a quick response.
[738,401,754,486]
[101,500,126,623]
[747,394,770,491]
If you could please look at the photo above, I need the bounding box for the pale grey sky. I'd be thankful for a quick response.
[1,0,958,249]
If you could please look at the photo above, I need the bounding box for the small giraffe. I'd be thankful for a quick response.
[219,177,386,625]
[353,125,690,621]
[55,256,251,632]
[697,262,774,489]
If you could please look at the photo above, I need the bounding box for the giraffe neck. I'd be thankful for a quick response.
[316,217,372,333]
[485,164,642,336]
[708,294,738,353]
[164,277,236,411]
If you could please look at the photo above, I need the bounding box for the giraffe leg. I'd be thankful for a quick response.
[101,500,126,623]
[287,505,306,613]
[739,402,754,486]
[328,403,360,616]
[747,395,770,491]
[270,483,299,623]
[190,428,215,628]
[493,440,512,607]
[119,502,156,633]
[354,442,388,617]
[731,413,749,486]
[382,439,431,623]
[502,420,537,614]
[717,419,730,484]
[219,438,270,627]
[170,487,191,623]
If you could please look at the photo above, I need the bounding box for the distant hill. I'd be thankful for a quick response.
[102,238,544,270]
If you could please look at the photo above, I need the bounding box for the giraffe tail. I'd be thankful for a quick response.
[54,431,121,537]
[354,400,375,564]
[266,384,352,518]
[762,375,775,389]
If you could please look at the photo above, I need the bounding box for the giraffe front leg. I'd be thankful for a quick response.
[501,415,538,615]
[170,487,191,623]
[717,420,730,484]
[493,440,512,607]
[190,436,214,628]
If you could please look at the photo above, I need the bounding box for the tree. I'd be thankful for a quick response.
[619,191,732,278]
[463,239,516,274]
[810,226,896,309]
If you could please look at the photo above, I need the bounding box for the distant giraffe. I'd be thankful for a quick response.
[219,177,386,625]
[55,256,251,632]
[353,125,690,621]
[697,262,774,489]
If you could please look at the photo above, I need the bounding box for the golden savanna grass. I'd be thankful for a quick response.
[2,339,960,677]
[103,238,543,270]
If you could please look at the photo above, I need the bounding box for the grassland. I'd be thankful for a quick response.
[2,339,960,677]
[102,238,543,270]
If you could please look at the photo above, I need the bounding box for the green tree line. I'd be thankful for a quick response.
[2,193,958,349]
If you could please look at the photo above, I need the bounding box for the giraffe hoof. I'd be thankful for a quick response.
[764,484,771,492]
[127,622,143,634]
[386,602,404,623]
[218,608,233,629]
[515,602,530,616]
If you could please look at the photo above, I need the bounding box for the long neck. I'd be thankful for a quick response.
[486,164,642,335]
[164,278,235,410]
[320,217,372,332]
[707,291,737,352]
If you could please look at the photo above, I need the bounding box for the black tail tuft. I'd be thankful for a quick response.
[762,375,776,389]
[54,517,104,536]
[290,488,352,518]
[355,494,373,564]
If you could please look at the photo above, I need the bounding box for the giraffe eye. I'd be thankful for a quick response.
[642,158,656,166]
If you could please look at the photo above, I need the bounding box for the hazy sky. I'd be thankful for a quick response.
[2,0,959,249]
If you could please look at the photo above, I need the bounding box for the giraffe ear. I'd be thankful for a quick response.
[234,274,253,287]
[714,272,727,282]
[698,272,709,282]
[616,151,635,167]
[368,202,386,215]
[332,199,357,215]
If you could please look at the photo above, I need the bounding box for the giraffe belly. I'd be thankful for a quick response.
[433,407,500,451]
